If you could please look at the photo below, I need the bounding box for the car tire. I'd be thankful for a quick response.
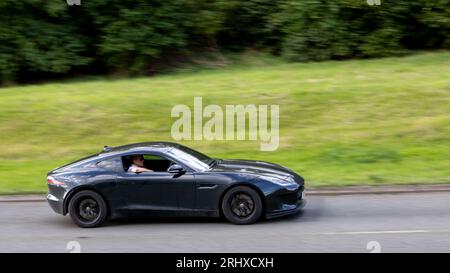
[68,190,108,228]
[222,186,263,225]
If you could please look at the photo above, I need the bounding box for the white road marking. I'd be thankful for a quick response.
[322,230,429,235]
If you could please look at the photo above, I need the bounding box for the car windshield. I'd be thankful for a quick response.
[166,146,214,171]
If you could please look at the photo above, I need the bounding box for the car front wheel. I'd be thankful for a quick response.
[68,190,108,228]
[222,186,263,225]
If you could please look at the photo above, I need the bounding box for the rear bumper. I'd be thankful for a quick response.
[46,193,64,215]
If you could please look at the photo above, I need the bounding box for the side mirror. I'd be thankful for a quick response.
[168,164,184,173]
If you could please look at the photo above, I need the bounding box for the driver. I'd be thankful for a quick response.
[128,155,153,173]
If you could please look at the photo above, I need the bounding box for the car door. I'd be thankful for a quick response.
[117,153,196,213]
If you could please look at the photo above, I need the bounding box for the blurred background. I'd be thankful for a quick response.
[0,0,449,193]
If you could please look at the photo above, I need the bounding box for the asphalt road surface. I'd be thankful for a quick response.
[1,192,450,253]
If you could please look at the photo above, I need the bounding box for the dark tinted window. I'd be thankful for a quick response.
[96,157,123,172]
[52,153,101,172]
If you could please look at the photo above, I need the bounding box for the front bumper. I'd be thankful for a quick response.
[265,187,306,219]
[46,193,64,215]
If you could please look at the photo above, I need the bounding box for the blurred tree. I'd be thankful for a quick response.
[0,0,90,84]
[185,0,233,47]
[217,0,278,49]
[270,0,449,61]
[0,0,448,84]
[270,0,357,61]
[85,0,189,74]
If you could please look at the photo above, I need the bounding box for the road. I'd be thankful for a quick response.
[1,192,450,252]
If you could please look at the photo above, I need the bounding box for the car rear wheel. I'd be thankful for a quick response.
[222,186,263,225]
[68,190,108,228]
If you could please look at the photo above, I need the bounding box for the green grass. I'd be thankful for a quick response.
[0,51,449,194]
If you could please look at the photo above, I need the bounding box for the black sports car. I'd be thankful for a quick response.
[47,142,305,227]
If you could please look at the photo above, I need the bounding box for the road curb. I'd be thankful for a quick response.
[0,194,46,202]
[306,184,450,196]
[1,184,450,202]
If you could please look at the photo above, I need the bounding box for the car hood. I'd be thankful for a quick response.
[210,159,303,183]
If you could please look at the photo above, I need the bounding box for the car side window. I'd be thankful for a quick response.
[144,154,173,172]
[96,157,123,172]
[123,153,176,173]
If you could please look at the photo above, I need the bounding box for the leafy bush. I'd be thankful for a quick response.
[0,0,448,84]
[271,0,449,61]
[0,1,90,83]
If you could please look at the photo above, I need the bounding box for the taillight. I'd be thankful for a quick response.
[47,176,66,187]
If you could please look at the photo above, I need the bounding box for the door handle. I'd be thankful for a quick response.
[197,184,218,189]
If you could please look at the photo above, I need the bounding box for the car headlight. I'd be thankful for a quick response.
[263,175,297,187]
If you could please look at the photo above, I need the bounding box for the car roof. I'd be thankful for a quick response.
[100,142,182,155]
[49,142,187,174]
